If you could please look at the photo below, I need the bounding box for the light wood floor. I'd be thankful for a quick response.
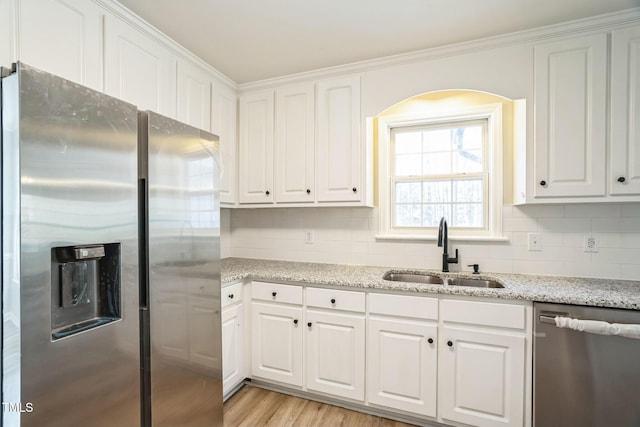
[224,386,417,427]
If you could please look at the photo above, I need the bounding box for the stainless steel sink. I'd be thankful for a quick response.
[383,271,504,288]
[445,278,504,288]
[382,272,444,285]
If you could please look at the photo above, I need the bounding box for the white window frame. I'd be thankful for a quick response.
[376,103,506,241]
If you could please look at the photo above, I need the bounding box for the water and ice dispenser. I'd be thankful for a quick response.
[50,243,121,340]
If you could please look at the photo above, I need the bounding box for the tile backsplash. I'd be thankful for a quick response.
[223,204,640,280]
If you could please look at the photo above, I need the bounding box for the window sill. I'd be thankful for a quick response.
[374,234,510,243]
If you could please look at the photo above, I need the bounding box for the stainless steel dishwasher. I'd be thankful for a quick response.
[534,302,640,427]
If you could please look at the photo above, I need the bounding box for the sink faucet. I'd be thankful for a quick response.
[437,217,458,272]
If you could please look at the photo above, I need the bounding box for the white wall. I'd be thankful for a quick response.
[223,14,640,281]
[226,204,640,280]
[221,208,231,259]
[361,43,533,118]
[0,0,15,67]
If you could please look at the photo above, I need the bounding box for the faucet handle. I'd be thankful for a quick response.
[467,264,480,274]
[449,248,459,264]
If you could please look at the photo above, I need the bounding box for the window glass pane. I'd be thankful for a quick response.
[453,203,483,227]
[453,179,483,203]
[453,149,482,173]
[422,180,451,203]
[395,204,422,227]
[422,129,451,152]
[423,152,451,175]
[390,118,489,232]
[422,204,451,227]
[395,181,422,204]
[454,125,483,150]
[395,153,422,176]
[395,131,422,154]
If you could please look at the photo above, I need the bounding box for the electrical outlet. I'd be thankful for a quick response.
[305,230,315,244]
[527,233,541,251]
[583,235,599,253]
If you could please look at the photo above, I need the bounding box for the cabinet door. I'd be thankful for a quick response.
[439,327,526,427]
[306,309,365,401]
[316,76,361,202]
[212,83,238,205]
[222,303,244,395]
[534,34,607,198]
[274,83,315,203]
[104,14,176,117]
[611,26,640,196]
[239,90,274,203]
[367,317,437,417]
[177,59,212,132]
[251,301,302,386]
[19,0,102,90]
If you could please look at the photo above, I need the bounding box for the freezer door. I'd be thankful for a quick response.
[142,111,222,427]
[2,63,140,427]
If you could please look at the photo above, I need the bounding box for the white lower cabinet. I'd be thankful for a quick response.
[222,295,244,395]
[306,309,365,401]
[368,317,438,417]
[249,283,305,390]
[367,293,439,418]
[251,300,303,387]
[439,299,529,427]
[222,283,246,395]
[439,327,525,427]
[235,282,532,427]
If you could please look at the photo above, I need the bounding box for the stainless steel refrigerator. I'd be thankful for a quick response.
[1,63,223,427]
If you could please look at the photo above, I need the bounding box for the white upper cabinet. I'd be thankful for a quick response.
[610,26,640,196]
[212,83,238,205]
[104,14,176,117]
[274,83,315,203]
[18,0,103,90]
[316,75,362,202]
[518,27,640,204]
[177,59,212,132]
[238,76,370,207]
[534,33,608,198]
[239,90,275,204]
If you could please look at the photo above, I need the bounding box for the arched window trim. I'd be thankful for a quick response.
[375,102,507,242]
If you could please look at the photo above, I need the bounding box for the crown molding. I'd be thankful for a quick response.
[238,7,640,92]
[94,0,237,89]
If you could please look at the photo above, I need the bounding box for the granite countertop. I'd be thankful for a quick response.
[221,258,640,310]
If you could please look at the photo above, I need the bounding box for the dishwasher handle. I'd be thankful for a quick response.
[539,311,640,340]
[539,311,568,324]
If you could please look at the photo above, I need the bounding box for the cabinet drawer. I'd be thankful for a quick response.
[369,293,438,320]
[306,287,365,312]
[222,282,243,308]
[252,281,303,305]
[441,299,526,330]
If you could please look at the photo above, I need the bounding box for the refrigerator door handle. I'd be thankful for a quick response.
[139,177,149,309]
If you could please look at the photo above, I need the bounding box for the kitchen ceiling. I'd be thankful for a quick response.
[116,0,639,84]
